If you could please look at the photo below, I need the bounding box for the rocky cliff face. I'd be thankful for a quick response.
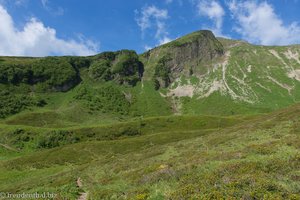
[163,30,224,73]
[150,34,300,115]
[141,30,224,87]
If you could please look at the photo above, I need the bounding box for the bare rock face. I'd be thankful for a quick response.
[141,30,224,87]
[165,31,224,74]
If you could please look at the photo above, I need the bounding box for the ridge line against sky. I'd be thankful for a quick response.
[0,0,299,56]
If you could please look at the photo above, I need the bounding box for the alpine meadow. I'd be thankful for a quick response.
[0,1,300,199]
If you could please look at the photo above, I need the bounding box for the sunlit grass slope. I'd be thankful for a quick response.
[0,104,299,199]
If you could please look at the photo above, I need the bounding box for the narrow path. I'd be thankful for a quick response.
[0,143,18,152]
[77,177,88,200]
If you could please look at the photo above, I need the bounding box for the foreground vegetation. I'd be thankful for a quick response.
[0,104,299,199]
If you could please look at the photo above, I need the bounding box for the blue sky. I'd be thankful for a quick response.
[0,0,299,56]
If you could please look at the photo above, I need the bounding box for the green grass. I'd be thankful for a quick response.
[0,114,246,152]
[0,104,299,199]
[129,81,172,117]
[0,113,247,199]
[180,92,273,115]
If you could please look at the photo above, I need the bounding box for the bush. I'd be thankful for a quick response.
[0,90,46,118]
[120,127,141,136]
[33,58,79,90]
[88,50,144,86]
[153,78,160,90]
[74,84,130,115]
[112,51,138,74]
[0,57,79,91]
[37,130,80,149]
[67,56,91,69]
[88,60,111,80]
[4,129,34,149]
[154,55,172,87]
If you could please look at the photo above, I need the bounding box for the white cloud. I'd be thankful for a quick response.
[197,0,225,36]
[228,1,300,45]
[143,36,171,51]
[165,0,183,6]
[136,5,168,37]
[0,0,26,6]
[136,5,172,48]
[0,4,98,56]
[159,36,172,45]
[41,0,64,16]
[15,0,26,6]
[144,45,152,51]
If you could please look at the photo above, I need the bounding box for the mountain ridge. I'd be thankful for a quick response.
[1,30,300,119]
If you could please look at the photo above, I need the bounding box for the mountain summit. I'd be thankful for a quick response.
[141,30,224,86]
[141,30,300,114]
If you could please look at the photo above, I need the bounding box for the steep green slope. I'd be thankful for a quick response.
[0,50,145,121]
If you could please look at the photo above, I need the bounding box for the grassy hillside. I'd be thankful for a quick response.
[0,104,299,199]
[1,30,300,199]
[1,30,300,122]
[0,50,144,120]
